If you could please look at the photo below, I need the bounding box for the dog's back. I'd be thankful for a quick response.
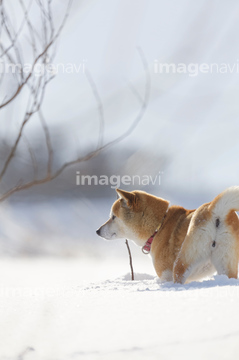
[173,186,239,283]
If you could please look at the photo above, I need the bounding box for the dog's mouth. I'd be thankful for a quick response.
[96,229,117,240]
[103,232,117,240]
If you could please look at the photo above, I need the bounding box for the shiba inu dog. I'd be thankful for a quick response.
[96,187,239,284]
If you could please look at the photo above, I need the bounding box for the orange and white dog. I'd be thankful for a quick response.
[96,187,239,284]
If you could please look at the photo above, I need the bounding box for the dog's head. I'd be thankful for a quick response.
[96,188,169,246]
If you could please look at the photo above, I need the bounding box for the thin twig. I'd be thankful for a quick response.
[39,109,53,176]
[21,134,38,180]
[97,47,150,150]
[85,69,104,149]
[0,72,47,181]
[0,0,34,58]
[125,239,134,281]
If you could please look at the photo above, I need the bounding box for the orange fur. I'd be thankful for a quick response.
[97,187,239,284]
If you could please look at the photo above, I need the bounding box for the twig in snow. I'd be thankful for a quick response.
[125,239,134,281]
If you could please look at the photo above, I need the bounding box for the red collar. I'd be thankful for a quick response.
[142,209,168,255]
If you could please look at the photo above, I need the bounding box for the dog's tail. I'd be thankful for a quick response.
[174,186,239,283]
[211,186,239,219]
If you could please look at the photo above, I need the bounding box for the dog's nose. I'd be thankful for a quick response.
[96,228,100,236]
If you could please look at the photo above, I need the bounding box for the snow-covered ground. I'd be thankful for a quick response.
[1,258,239,360]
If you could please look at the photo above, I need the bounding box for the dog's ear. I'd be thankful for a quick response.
[116,188,136,207]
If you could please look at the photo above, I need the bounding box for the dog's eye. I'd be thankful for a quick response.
[112,215,116,220]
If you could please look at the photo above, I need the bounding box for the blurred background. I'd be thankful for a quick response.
[0,0,239,262]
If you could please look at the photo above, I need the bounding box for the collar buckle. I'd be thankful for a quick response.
[142,233,156,254]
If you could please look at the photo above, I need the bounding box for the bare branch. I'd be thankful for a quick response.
[0,47,151,202]
[0,0,72,110]
[94,46,150,150]
[22,134,38,180]
[85,69,104,149]
[0,73,46,181]
[128,80,144,104]
[0,149,98,202]
[0,0,34,58]
[18,0,37,59]
[0,1,150,203]
[38,109,53,177]
[1,5,24,69]
[0,0,68,181]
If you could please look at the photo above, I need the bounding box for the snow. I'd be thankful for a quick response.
[1,1,239,358]
[1,258,239,360]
